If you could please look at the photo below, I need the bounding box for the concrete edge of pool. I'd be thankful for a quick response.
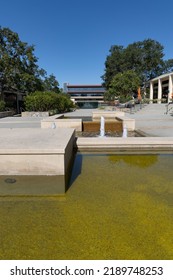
[76,136,173,153]
[0,128,75,194]
[1,126,173,195]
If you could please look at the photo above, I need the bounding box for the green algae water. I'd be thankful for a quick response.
[0,153,173,260]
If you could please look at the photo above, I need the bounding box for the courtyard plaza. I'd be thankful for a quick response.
[0,103,173,136]
[1,104,173,259]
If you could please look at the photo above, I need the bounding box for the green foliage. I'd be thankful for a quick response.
[103,39,173,88]
[0,100,5,111]
[0,27,60,97]
[24,91,74,113]
[0,26,44,94]
[42,74,60,93]
[104,70,140,102]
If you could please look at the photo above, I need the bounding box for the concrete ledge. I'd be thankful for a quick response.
[41,115,82,131]
[22,111,49,117]
[92,110,125,120]
[116,116,135,131]
[0,111,14,118]
[0,128,75,175]
[76,137,173,153]
[42,114,64,120]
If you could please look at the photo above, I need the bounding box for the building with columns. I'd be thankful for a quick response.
[150,72,173,103]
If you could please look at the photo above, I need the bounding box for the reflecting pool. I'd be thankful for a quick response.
[0,153,173,260]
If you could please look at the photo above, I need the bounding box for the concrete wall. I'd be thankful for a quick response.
[0,154,65,175]
[0,111,14,118]
[22,111,49,117]
[92,110,125,120]
[0,128,75,194]
[76,137,173,153]
[116,116,135,131]
[41,118,82,131]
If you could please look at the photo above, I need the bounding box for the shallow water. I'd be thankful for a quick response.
[0,153,173,260]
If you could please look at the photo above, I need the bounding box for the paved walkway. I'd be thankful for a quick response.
[64,104,173,137]
[0,116,43,128]
[126,103,173,136]
[1,104,173,136]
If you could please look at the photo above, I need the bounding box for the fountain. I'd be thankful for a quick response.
[1,111,173,260]
[100,116,105,137]
[51,122,56,129]
[122,124,128,138]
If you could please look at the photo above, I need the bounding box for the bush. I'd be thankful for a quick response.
[0,100,6,112]
[24,91,74,113]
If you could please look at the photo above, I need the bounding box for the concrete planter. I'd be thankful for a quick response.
[0,128,75,194]
[0,111,14,118]
[21,111,49,117]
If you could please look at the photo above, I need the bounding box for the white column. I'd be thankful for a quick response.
[168,74,173,101]
[158,79,162,103]
[150,81,153,102]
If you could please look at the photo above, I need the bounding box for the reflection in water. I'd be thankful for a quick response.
[0,154,173,260]
[108,154,158,168]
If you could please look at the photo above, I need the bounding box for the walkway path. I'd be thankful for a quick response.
[1,104,173,136]
[126,103,173,136]
[0,116,43,128]
[64,104,173,137]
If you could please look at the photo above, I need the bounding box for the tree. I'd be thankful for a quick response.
[42,74,60,93]
[102,45,125,88]
[105,70,140,102]
[0,27,44,96]
[102,39,173,88]
[0,27,60,99]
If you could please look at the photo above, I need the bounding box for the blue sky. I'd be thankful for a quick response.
[1,0,173,88]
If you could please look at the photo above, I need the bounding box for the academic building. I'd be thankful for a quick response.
[150,72,173,102]
[63,83,105,108]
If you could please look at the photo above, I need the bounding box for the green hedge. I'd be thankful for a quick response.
[0,100,6,112]
[24,91,74,113]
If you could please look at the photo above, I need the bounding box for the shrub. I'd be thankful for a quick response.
[24,91,74,113]
[0,100,6,112]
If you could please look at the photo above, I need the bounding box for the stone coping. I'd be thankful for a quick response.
[41,114,82,131]
[22,111,49,117]
[92,110,125,119]
[0,127,75,185]
[0,128,74,154]
[116,116,135,131]
[42,114,64,120]
[0,111,14,118]
[76,137,173,153]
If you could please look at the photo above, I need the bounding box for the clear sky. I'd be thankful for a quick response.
[1,0,173,88]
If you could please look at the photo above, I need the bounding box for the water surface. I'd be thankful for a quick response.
[0,153,173,260]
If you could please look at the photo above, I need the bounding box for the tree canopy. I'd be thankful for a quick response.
[105,70,140,102]
[102,39,173,89]
[0,26,60,97]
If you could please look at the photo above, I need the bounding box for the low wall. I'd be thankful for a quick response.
[83,120,122,132]
[0,111,14,118]
[92,111,135,131]
[76,137,173,153]
[41,116,82,131]
[22,111,49,117]
[92,110,125,120]
[0,128,75,194]
[116,116,135,131]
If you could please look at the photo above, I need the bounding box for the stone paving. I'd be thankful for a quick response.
[64,104,173,137]
[0,116,43,128]
[1,104,173,136]
[126,103,173,137]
